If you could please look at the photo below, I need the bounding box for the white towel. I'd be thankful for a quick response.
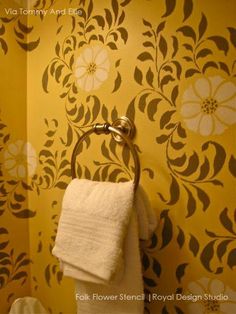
[135,185,157,241]
[52,179,157,314]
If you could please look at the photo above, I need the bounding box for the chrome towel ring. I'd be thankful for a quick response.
[71,116,140,191]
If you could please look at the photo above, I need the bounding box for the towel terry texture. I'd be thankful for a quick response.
[52,179,157,314]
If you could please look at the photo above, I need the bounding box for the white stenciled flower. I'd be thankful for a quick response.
[74,45,110,91]
[180,76,236,136]
[4,140,37,178]
[187,277,236,314]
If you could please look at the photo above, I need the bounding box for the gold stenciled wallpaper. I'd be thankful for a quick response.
[0,0,236,313]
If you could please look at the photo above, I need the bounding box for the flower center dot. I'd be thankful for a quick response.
[201,97,218,114]
[87,62,97,75]
[15,154,26,164]
[204,299,220,312]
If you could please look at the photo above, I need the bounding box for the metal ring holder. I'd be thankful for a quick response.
[71,116,140,191]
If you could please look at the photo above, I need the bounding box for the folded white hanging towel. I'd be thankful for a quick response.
[135,185,157,241]
[52,179,157,314]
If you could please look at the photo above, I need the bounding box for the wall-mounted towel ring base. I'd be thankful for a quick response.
[71,117,140,191]
[111,116,135,144]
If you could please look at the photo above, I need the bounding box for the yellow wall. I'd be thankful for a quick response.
[0,1,30,313]
[1,0,236,313]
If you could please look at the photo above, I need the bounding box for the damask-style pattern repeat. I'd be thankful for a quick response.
[0,0,236,313]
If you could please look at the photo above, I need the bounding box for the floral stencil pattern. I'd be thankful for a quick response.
[180,76,236,136]
[74,45,110,91]
[4,140,37,178]
[187,278,236,314]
